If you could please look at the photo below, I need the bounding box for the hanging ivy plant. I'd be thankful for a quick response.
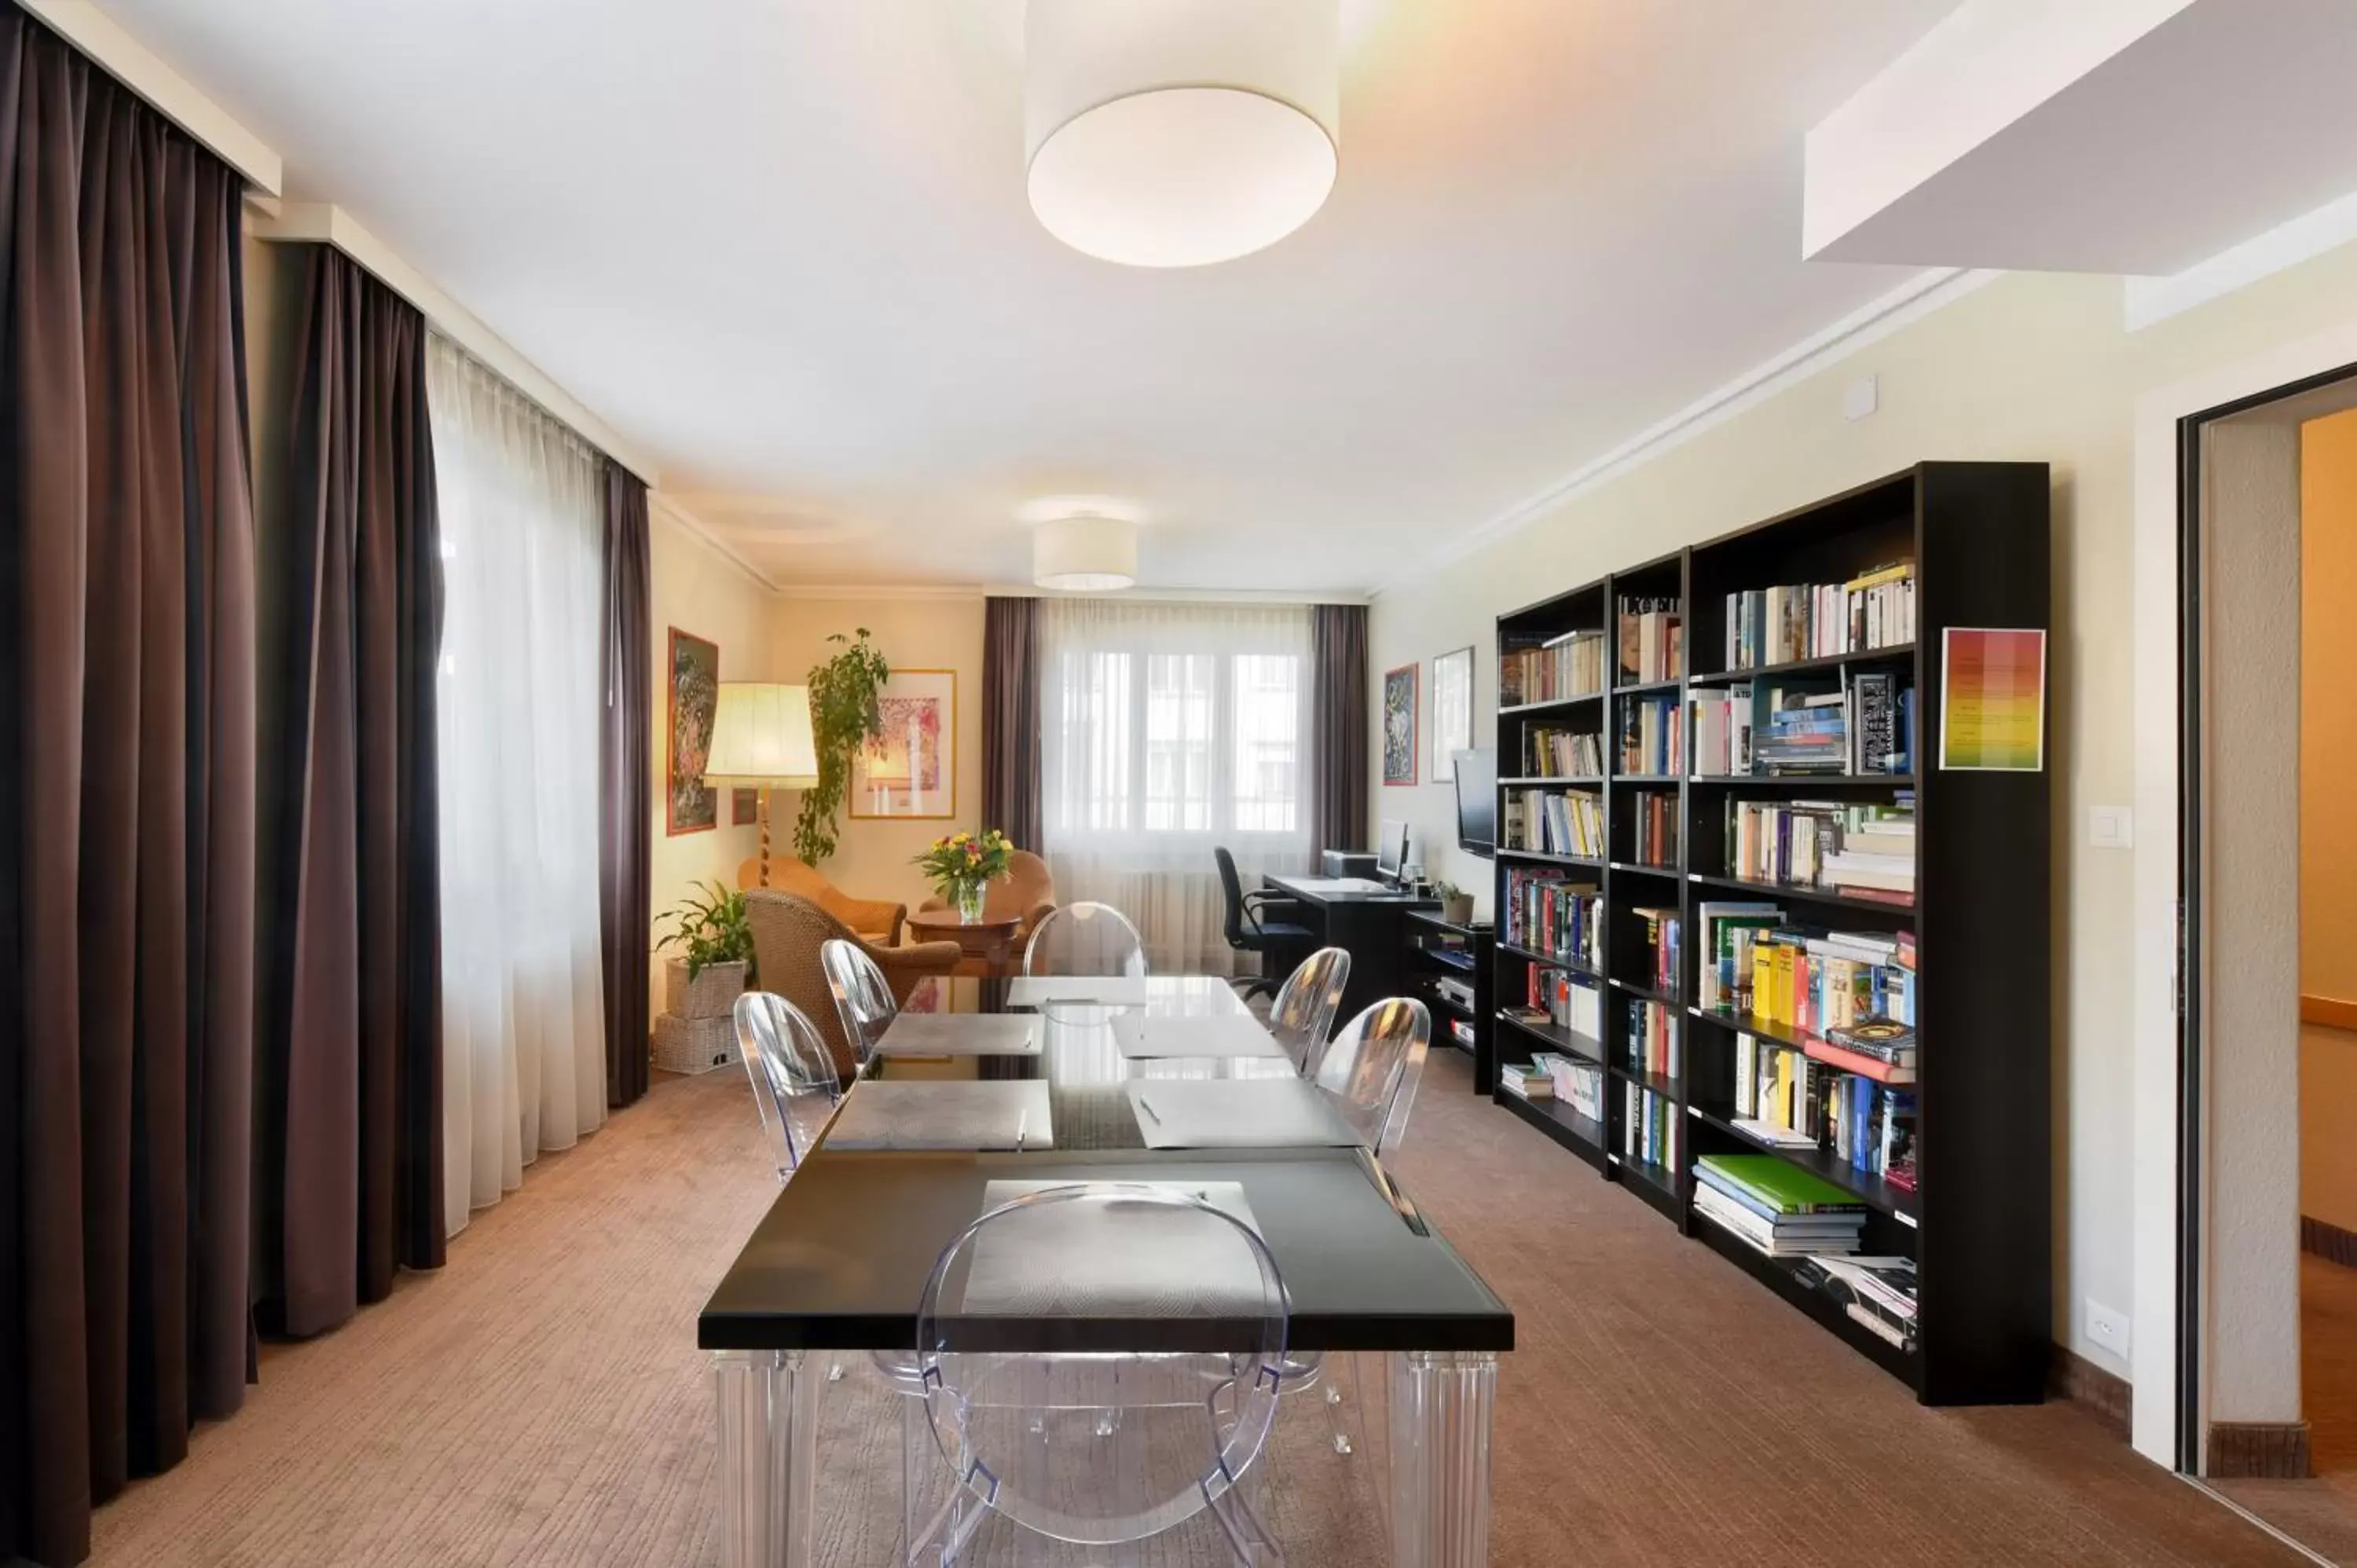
[794,628,890,864]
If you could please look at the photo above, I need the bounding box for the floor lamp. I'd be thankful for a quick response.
[702,683,820,885]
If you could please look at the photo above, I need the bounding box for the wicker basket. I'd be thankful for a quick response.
[652,1012,739,1076]
[664,958,747,1020]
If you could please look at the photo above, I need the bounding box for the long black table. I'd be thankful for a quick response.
[698,983,1512,1568]
[1263,874,1439,1022]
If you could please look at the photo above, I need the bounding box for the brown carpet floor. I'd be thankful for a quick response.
[87,1050,2297,1566]
[2211,1251,2357,1563]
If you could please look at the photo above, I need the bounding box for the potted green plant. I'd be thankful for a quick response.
[1434,880,1475,926]
[794,628,891,864]
[655,880,754,1019]
[915,828,1014,923]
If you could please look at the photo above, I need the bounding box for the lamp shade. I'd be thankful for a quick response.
[1032,513,1139,592]
[1025,0,1340,268]
[703,683,819,787]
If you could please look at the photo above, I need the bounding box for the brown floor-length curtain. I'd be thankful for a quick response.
[0,16,258,1563]
[255,246,444,1344]
[982,595,1042,850]
[599,460,652,1108]
[1310,603,1369,855]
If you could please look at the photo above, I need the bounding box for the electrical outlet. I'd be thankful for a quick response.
[2086,1300,2131,1358]
[2088,807,2134,849]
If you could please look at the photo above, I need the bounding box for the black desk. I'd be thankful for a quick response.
[1264,874,1439,1023]
[697,1002,1513,1568]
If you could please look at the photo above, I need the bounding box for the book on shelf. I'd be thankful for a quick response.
[1695,1153,1864,1216]
[1720,564,1915,672]
[1622,1082,1678,1172]
[1626,791,1680,866]
[1520,725,1604,778]
[1520,966,1602,1040]
[1499,1061,1554,1099]
[1695,901,1783,1012]
[1694,1184,1864,1257]
[1535,1051,1606,1119]
[1501,630,1607,706]
[1633,905,1681,997]
[1731,1116,1819,1149]
[1813,1255,1919,1321]
[1725,795,1915,899]
[1733,1028,1916,1185]
[1626,996,1678,1079]
[1618,596,1683,684]
[1730,923,1916,1041]
[1618,694,1683,775]
[1502,869,1604,967]
[1502,788,1604,857]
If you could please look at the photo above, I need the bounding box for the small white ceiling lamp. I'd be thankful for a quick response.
[1025,0,1340,269]
[1022,497,1142,592]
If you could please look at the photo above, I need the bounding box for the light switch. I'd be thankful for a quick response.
[2089,807,2134,848]
[1842,375,1879,422]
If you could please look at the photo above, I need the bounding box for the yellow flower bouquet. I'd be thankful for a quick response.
[914,828,1014,923]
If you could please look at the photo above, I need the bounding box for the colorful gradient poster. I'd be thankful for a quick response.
[1940,628,2046,771]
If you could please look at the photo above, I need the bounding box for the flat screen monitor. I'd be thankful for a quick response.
[1453,749,1497,858]
[1376,817,1410,881]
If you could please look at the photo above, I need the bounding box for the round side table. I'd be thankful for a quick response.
[904,909,1025,975]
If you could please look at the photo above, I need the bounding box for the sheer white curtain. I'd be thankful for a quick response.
[428,332,607,1236]
[1039,599,1315,973]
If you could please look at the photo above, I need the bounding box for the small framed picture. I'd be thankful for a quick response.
[731,787,761,826]
[852,669,957,819]
[1383,663,1420,786]
[665,628,719,835]
[1431,646,1473,780]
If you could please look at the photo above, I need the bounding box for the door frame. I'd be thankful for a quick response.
[2132,324,2357,1469]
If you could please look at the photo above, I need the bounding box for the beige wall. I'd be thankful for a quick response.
[1367,241,2357,1378]
[2304,1028,2357,1235]
[768,595,988,916]
[2303,409,2357,1009]
[648,509,786,1018]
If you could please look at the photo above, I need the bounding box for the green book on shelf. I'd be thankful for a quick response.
[1696,1153,1865,1214]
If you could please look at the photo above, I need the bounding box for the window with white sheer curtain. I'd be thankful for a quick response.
[1039,599,1315,973]
[427,332,607,1237]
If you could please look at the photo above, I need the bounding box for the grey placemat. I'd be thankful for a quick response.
[1110,1012,1287,1060]
[1006,975,1150,1009]
[874,1013,1040,1057]
[1123,1080,1365,1149]
[962,1181,1266,1315]
[822,1080,1053,1152]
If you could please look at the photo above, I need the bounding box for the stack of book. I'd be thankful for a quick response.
[1626,791,1680,866]
[1754,690,1849,775]
[1720,563,1915,671]
[1499,1060,1553,1099]
[1733,925,1917,1039]
[1502,870,1604,966]
[1812,1255,1919,1348]
[1520,725,1604,777]
[1688,676,1914,777]
[1693,1154,1865,1257]
[1809,1019,1918,1085]
[1725,796,1915,899]
[1619,694,1683,775]
[1618,597,1682,683]
[1501,630,1607,705]
[1502,788,1604,857]
[1623,1083,1678,1172]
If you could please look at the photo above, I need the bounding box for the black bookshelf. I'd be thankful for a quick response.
[1487,462,2051,1407]
[1404,911,1494,1093]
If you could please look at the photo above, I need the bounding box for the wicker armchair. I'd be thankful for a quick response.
[743,892,961,1079]
[915,849,1058,943]
[736,855,906,947]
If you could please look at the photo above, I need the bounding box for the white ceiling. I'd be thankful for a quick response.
[101,0,1957,595]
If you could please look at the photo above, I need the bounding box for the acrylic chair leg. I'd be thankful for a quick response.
[1387,1350,1497,1568]
[713,1349,821,1568]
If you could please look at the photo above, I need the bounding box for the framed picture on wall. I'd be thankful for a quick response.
[1431,646,1473,781]
[851,668,956,819]
[666,627,719,835]
[1382,662,1419,786]
[731,787,761,826]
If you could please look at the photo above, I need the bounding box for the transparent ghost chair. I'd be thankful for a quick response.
[731,991,844,1184]
[1266,947,1352,1078]
[1288,997,1435,1456]
[819,936,898,1078]
[907,1183,1292,1567]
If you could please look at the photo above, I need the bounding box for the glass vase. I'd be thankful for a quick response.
[954,881,988,925]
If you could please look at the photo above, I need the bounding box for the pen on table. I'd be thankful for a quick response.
[1136,1095,1162,1125]
[1015,1108,1028,1152]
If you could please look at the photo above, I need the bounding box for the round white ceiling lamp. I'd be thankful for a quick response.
[1024,0,1340,269]
[1021,497,1142,592]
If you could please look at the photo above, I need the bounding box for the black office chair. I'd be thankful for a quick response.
[1215,847,1315,1001]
